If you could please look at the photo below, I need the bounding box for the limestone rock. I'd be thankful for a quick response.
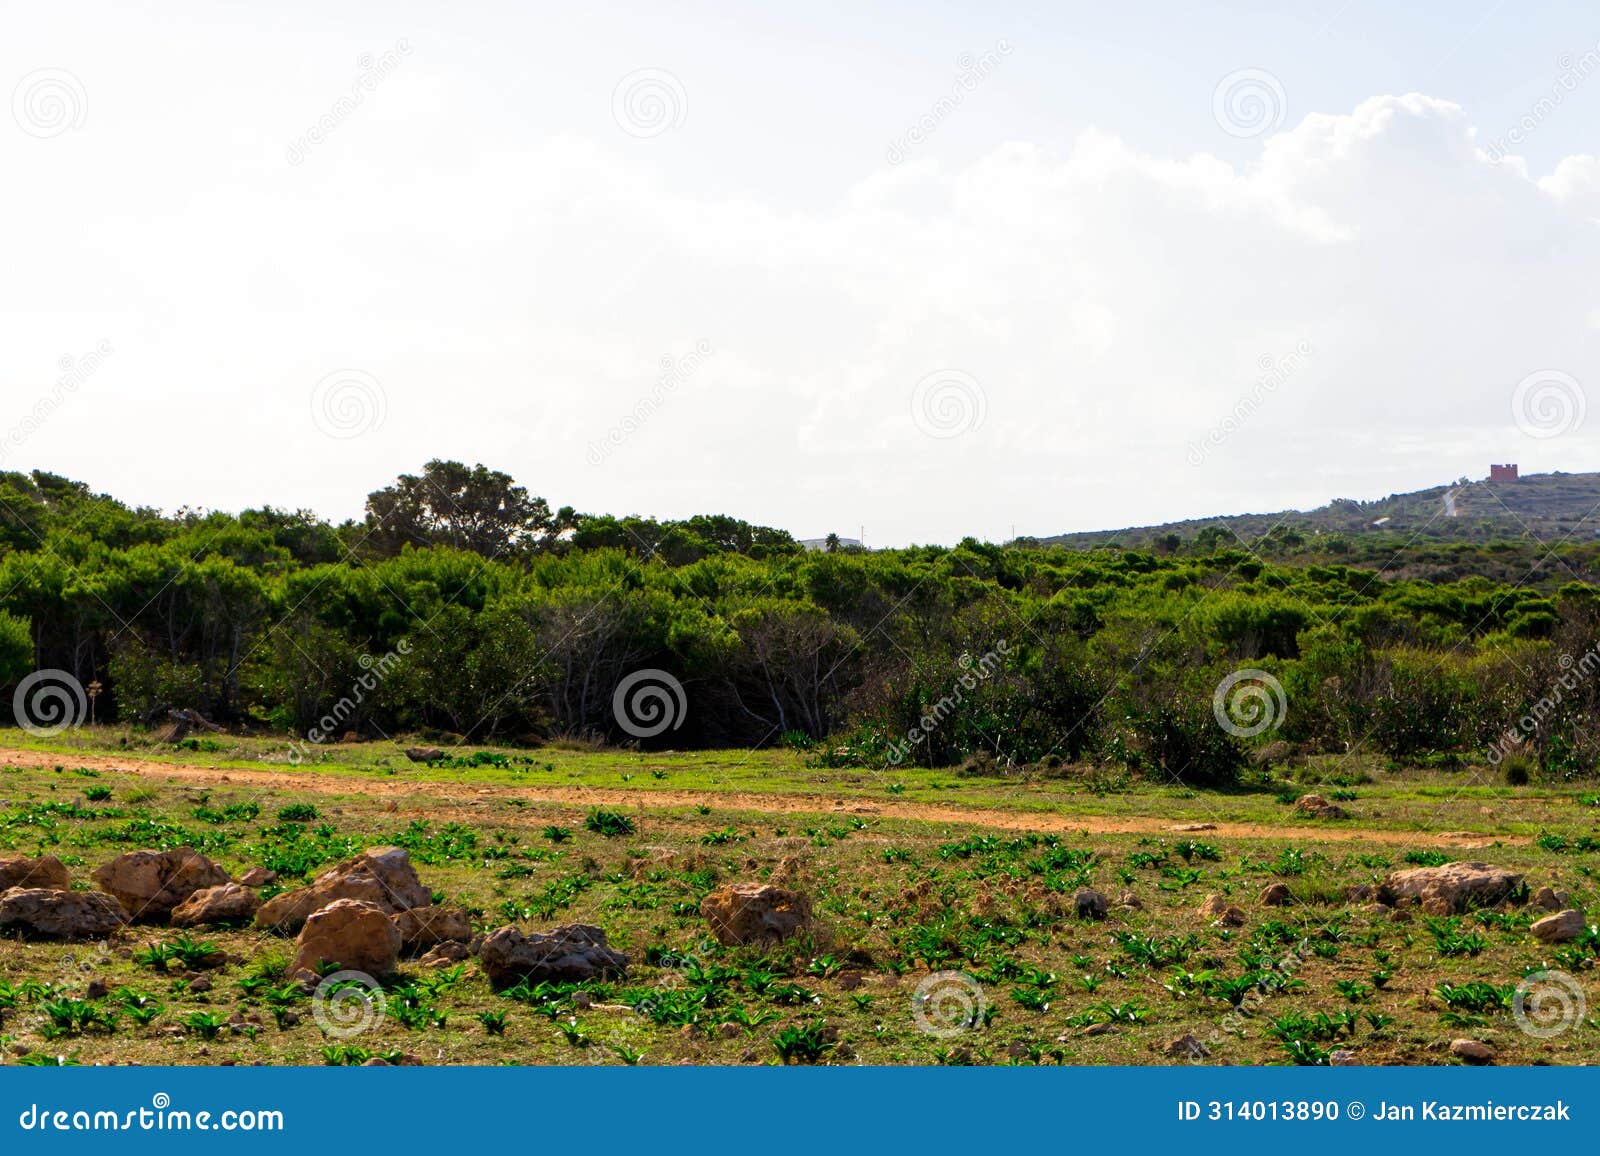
[256,847,431,931]
[700,883,811,946]
[91,848,229,923]
[1378,862,1524,913]
[290,898,401,977]
[170,883,261,927]
[1531,909,1586,943]
[1294,794,1348,819]
[1450,1038,1494,1064]
[0,887,128,939]
[391,905,471,950]
[0,854,70,892]
[476,923,627,989]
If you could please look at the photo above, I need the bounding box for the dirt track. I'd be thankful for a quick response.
[0,746,1523,848]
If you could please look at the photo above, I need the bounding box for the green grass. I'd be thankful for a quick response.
[0,731,1596,1067]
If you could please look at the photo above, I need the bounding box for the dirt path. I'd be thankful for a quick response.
[0,746,1524,849]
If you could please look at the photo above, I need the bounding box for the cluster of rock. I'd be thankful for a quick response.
[1182,861,1589,945]
[0,843,639,989]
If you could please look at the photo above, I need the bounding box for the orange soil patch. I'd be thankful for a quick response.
[0,746,1523,849]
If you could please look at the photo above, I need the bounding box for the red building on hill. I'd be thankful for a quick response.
[1489,463,1519,482]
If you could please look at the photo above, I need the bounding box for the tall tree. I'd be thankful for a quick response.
[363,460,574,560]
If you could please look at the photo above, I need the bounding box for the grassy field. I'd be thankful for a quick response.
[0,728,1597,1067]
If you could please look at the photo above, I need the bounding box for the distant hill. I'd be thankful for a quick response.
[1029,470,1600,590]
[1039,471,1600,549]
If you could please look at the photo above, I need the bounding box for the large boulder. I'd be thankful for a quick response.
[391,906,471,951]
[0,854,71,892]
[290,898,401,977]
[256,847,431,931]
[0,888,128,939]
[476,924,627,990]
[170,883,261,927]
[1378,862,1524,913]
[700,883,811,947]
[91,848,229,923]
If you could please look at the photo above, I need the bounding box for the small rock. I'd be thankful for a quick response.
[477,923,627,989]
[237,867,276,888]
[1531,909,1586,943]
[718,1022,742,1040]
[1294,794,1349,820]
[700,883,811,946]
[1420,896,1454,918]
[390,906,472,951]
[1259,883,1292,907]
[171,883,261,927]
[417,941,471,968]
[188,975,212,994]
[1073,888,1108,921]
[1450,1038,1494,1064]
[85,978,109,999]
[1531,887,1568,912]
[1198,894,1245,926]
[0,854,71,892]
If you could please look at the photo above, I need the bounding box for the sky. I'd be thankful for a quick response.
[3,1,1600,546]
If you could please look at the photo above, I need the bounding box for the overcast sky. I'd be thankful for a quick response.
[4,2,1600,545]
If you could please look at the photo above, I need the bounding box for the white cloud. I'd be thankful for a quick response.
[3,86,1597,544]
